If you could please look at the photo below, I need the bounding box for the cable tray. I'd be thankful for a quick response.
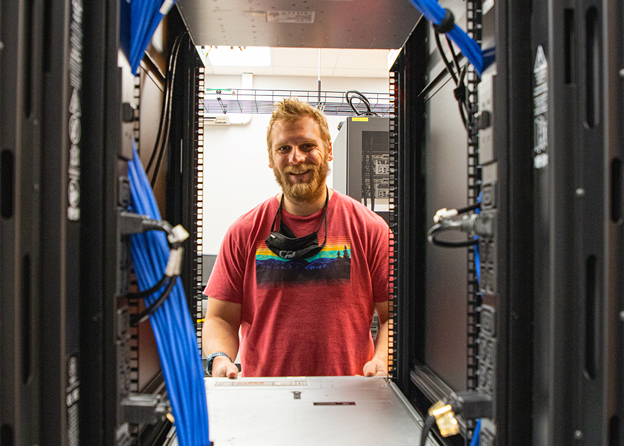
[199,88,391,116]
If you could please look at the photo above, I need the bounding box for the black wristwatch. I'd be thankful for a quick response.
[206,352,232,376]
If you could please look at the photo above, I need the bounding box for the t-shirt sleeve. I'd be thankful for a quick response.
[203,224,246,304]
[370,220,391,303]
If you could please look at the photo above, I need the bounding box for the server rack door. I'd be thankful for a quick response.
[0,0,44,444]
[532,0,624,444]
[38,0,84,443]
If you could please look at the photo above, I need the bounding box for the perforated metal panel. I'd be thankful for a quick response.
[176,0,421,49]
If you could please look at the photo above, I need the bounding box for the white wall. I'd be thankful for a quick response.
[203,74,388,93]
[202,75,388,255]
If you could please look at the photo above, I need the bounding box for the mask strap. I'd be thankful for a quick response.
[270,194,285,233]
[315,188,329,248]
[271,187,329,240]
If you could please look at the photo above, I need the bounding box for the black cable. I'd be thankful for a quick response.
[146,32,187,175]
[434,28,469,131]
[446,36,462,82]
[150,45,180,188]
[455,64,469,130]
[456,202,480,215]
[420,414,436,446]
[434,30,458,85]
[133,276,177,325]
[428,223,479,248]
[125,273,169,299]
[147,33,188,188]
[150,34,186,188]
[345,90,376,116]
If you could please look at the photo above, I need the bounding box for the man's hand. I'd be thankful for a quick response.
[363,357,387,377]
[211,355,239,379]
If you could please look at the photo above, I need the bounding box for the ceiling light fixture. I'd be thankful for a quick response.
[204,46,271,67]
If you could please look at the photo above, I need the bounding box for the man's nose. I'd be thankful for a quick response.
[289,146,306,164]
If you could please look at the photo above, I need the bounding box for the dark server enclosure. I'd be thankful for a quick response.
[532,0,624,445]
[392,0,624,445]
[1,1,178,444]
[0,0,85,444]
[0,0,45,444]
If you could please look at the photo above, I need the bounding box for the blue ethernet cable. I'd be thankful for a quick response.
[127,143,210,446]
[407,0,489,75]
[122,0,178,74]
[470,419,482,446]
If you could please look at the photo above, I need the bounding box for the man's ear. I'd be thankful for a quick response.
[326,142,334,162]
[268,150,273,169]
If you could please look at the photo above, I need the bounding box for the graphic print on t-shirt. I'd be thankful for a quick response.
[255,236,351,287]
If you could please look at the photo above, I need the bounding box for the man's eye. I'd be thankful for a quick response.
[277,146,290,152]
[301,144,315,150]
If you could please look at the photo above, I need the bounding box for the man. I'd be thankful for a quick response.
[202,98,390,378]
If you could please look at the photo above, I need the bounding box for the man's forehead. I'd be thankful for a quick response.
[270,117,322,142]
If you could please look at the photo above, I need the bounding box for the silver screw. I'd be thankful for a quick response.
[619,311,624,322]
[575,188,585,197]
[620,68,624,77]
[574,430,583,440]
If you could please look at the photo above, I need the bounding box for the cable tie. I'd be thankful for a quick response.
[433,8,455,34]
[159,0,175,15]
[434,208,458,223]
[168,224,190,244]
[165,248,184,276]
[454,85,466,101]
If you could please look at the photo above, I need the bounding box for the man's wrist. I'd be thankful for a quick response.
[206,351,233,376]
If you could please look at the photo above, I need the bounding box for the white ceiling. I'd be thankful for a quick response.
[198,47,399,78]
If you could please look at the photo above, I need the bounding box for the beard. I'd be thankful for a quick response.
[272,153,330,203]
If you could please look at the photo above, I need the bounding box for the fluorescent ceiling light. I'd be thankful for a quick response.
[205,46,271,67]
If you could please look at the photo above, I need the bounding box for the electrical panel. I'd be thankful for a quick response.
[333,116,390,222]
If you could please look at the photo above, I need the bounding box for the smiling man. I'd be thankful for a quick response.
[202,98,390,378]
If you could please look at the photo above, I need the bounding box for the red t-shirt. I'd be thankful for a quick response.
[204,190,390,377]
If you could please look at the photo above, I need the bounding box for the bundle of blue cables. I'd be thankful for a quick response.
[121,0,178,75]
[407,0,493,75]
[128,144,210,446]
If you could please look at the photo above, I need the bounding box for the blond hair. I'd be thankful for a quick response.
[266,98,331,151]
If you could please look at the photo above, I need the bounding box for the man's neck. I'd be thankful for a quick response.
[281,187,332,216]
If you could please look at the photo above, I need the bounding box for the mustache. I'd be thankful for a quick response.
[282,164,316,174]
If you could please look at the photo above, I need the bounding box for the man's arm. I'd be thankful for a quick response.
[202,297,241,379]
[363,301,389,377]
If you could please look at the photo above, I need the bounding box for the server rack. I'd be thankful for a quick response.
[390,0,534,444]
[392,0,623,445]
[0,1,45,444]
[531,0,624,444]
[165,15,206,330]
[1,1,182,444]
[0,0,86,443]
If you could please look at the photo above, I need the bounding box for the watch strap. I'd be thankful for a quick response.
[206,352,232,376]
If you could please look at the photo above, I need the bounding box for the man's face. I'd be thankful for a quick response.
[268,116,333,203]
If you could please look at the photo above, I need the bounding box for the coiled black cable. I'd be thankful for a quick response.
[428,222,479,248]
[345,90,377,116]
